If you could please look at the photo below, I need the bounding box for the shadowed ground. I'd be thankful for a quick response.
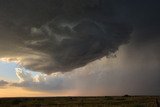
[0,96,160,107]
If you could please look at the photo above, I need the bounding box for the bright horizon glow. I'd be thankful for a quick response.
[0,86,104,97]
[0,86,79,97]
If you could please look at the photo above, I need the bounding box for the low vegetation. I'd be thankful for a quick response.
[0,96,159,107]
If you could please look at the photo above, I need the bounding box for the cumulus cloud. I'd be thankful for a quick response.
[12,68,73,91]
[15,68,33,82]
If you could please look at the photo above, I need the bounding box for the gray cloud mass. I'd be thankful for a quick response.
[0,80,9,87]
[0,0,132,73]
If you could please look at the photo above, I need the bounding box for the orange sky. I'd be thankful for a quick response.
[0,87,49,97]
[0,86,81,97]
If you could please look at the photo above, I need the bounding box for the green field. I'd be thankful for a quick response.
[0,96,159,107]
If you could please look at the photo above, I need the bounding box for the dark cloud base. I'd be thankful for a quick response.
[0,0,132,73]
[0,0,159,74]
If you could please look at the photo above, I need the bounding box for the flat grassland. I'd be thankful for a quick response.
[0,96,159,107]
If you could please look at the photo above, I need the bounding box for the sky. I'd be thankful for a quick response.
[0,0,160,97]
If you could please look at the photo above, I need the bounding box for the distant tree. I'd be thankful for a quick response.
[123,94,130,97]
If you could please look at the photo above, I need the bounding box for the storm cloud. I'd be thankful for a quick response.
[7,43,160,95]
[0,0,160,96]
[0,0,132,73]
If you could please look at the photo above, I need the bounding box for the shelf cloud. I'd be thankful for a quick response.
[0,0,132,73]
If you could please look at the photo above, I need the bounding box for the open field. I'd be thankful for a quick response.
[0,96,159,107]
